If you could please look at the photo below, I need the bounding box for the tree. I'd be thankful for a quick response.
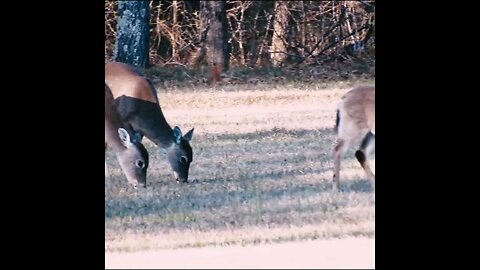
[114,1,150,68]
[199,0,229,72]
[105,1,375,69]
[270,1,288,67]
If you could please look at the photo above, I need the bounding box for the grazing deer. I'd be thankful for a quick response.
[332,85,375,191]
[105,61,194,183]
[105,83,149,188]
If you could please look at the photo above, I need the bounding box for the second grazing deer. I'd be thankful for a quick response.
[332,85,375,192]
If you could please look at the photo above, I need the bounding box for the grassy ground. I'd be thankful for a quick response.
[105,237,375,268]
[105,79,375,252]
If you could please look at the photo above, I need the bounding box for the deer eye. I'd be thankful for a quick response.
[179,156,188,164]
[136,160,145,169]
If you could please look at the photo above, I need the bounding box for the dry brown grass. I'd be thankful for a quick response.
[105,80,375,252]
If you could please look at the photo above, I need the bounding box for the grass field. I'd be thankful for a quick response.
[105,237,375,268]
[105,79,375,253]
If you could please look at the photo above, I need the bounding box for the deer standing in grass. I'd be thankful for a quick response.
[105,83,149,188]
[105,62,194,183]
[332,85,375,191]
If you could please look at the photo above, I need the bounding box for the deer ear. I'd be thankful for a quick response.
[173,126,182,144]
[118,128,133,147]
[183,128,194,141]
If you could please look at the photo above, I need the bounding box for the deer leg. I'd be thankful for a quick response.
[333,138,346,191]
[355,132,375,191]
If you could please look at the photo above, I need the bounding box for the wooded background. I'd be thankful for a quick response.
[105,1,374,78]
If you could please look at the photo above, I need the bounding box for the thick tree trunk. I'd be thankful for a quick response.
[199,0,229,72]
[270,1,288,67]
[114,1,150,68]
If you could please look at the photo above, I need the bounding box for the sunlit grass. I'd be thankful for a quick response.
[105,79,375,252]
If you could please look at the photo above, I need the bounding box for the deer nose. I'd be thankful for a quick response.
[131,182,147,189]
[173,171,188,183]
[176,178,188,184]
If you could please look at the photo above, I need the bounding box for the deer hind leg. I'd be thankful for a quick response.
[333,138,346,191]
[355,132,375,191]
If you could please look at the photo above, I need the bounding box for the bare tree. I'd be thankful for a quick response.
[105,1,375,69]
[114,0,150,68]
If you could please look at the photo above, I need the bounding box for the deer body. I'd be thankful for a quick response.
[332,85,375,191]
[105,83,149,188]
[105,61,194,183]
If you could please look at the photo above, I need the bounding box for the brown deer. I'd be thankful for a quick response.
[105,83,149,188]
[105,61,194,183]
[332,85,375,191]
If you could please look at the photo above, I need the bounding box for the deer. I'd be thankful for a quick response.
[332,85,375,192]
[105,83,149,188]
[105,61,194,183]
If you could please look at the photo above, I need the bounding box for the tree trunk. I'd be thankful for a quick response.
[270,0,288,67]
[114,0,150,68]
[171,0,179,61]
[199,0,229,72]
